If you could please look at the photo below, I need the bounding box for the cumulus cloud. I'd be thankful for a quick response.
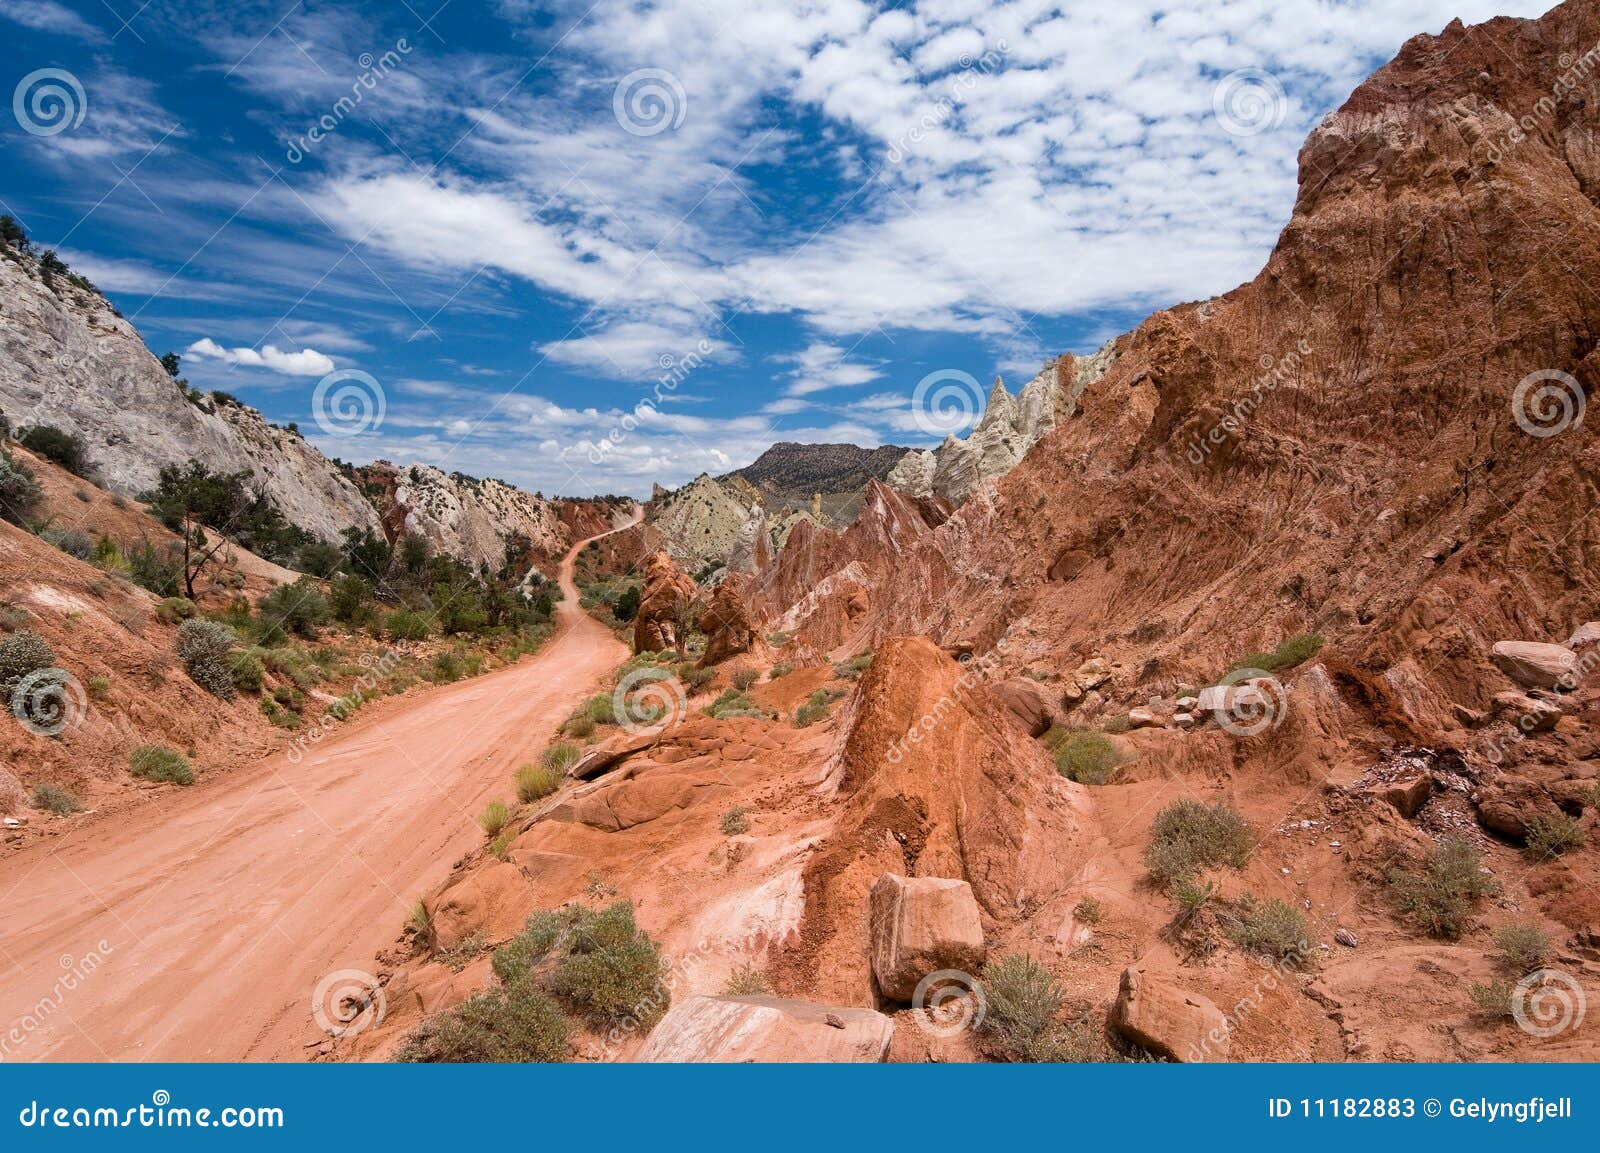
[778,342,884,396]
[185,338,336,377]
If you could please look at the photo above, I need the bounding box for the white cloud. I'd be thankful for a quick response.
[185,338,336,376]
[0,0,103,41]
[778,342,884,396]
[538,318,732,377]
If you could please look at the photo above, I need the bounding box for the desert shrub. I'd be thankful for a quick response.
[259,578,330,640]
[541,742,583,773]
[385,608,431,642]
[17,425,89,476]
[0,629,55,691]
[612,584,641,622]
[431,652,461,683]
[707,688,765,720]
[1054,731,1119,784]
[156,596,197,623]
[1230,633,1324,674]
[32,782,82,814]
[479,800,511,838]
[1074,896,1104,925]
[86,675,110,698]
[721,806,749,835]
[45,528,93,559]
[1524,814,1584,862]
[683,666,715,690]
[794,700,829,727]
[768,662,793,680]
[580,694,616,725]
[1225,894,1311,960]
[979,953,1086,1062]
[722,964,769,995]
[493,901,667,1027]
[230,650,264,694]
[175,618,237,699]
[0,446,42,526]
[436,932,488,972]
[0,602,30,631]
[1493,923,1551,975]
[1387,836,1498,939]
[1469,980,1514,1019]
[129,744,193,785]
[398,978,570,1063]
[516,762,564,804]
[564,713,596,739]
[1144,799,1253,885]
[128,539,182,597]
[1101,714,1133,734]
[296,539,343,578]
[833,653,873,680]
[731,668,759,690]
[1174,877,1215,913]
[329,573,376,625]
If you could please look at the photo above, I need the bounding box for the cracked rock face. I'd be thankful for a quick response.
[0,251,379,543]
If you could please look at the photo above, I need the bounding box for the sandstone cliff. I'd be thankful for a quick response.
[0,247,381,543]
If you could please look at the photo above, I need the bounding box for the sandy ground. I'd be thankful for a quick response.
[0,514,638,1062]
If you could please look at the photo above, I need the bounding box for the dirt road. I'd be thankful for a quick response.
[0,514,639,1061]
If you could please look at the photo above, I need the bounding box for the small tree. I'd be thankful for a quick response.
[160,352,182,379]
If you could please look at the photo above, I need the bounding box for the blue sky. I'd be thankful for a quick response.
[0,0,1550,496]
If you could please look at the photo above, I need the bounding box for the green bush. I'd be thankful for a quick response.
[706,688,766,720]
[795,701,829,727]
[1493,923,1551,975]
[721,806,749,835]
[978,953,1098,1062]
[541,743,583,773]
[329,573,377,625]
[564,713,596,739]
[0,446,43,526]
[156,596,196,623]
[32,782,82,815]
[44,528,92,559]
[1230,633,1324,674]
[431,652,461,683]
[259,578,330,640]
[1469,980,1513,1019]
[0,629,55,691]
[1073,896,1104,925]
[1225,894,1311,960]
[128,539,182,597]
[1524,814,1584,862]
[18,425,89,476]
[493,901,667,1027]
[176,618,237,699]
[129,744,193,786]
[398,978,570,1063]
[229,650,264,694]
[516,762,564,803]
[731,668,759,690]
[722,964,769,995]
[833,653,873,680]
[385,608,431,642]
[479,800,511,838]
[1053,731,1120,784]
[1387,836,1498,939]
[1144,799,1253,885]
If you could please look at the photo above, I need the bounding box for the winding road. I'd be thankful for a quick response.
[0,513,639,1061]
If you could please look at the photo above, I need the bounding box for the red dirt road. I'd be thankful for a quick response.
[0,516,638,1061]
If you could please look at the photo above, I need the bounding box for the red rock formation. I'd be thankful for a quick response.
[632,551,697,654]
[696,576,771,667]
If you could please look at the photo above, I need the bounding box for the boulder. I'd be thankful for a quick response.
[1126,707,1166,729]
[1475,777,1561,841]
[1566,621,1600,652]
[424,861,533,951]
[992,678,1052,737]
[1490,641,1579,690]
[1073,657,1111,692]
[869,874,986,1001]
[636,995,894,1062]
[567,731,657,780]
[1110,966,1229,1062]
[1491,691,1561,733]
[1378,775,1433,819]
